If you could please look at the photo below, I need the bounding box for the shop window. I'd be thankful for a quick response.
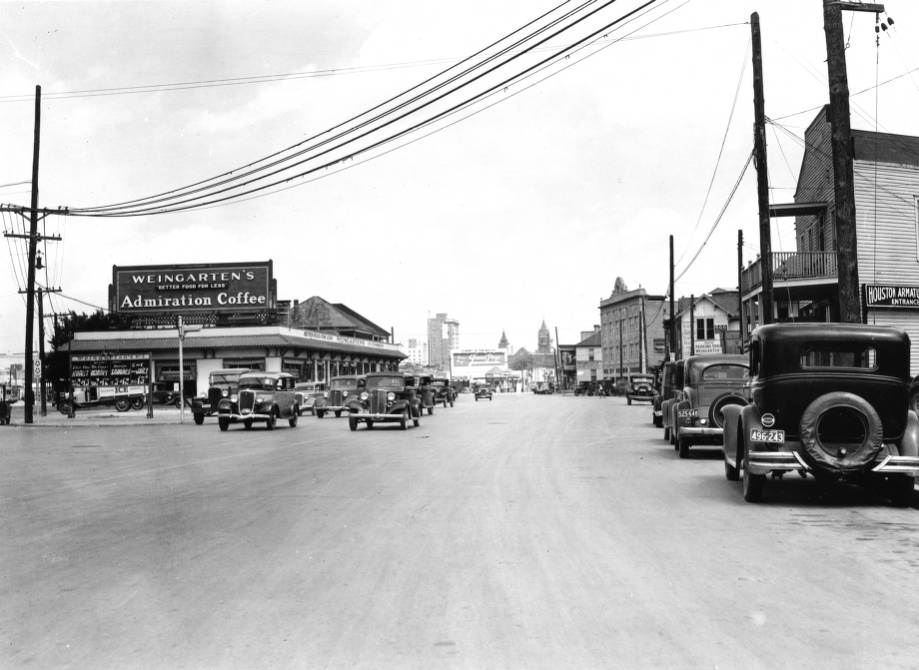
[223,358,265,371]
[696,318,714,340]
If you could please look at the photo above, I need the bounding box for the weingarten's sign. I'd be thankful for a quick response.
[864,284,919,309]
[112,261,273,314]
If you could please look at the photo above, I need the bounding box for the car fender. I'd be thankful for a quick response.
[900,409,919,458]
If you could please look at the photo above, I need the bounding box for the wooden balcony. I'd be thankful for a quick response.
[741,251,838,294]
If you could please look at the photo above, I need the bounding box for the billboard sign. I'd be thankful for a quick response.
[864,284,919,309]
[112,261,272,314]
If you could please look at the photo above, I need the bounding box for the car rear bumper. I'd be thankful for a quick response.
[351,412,405,421]
[746,445,919,476]
[220,411,271,422]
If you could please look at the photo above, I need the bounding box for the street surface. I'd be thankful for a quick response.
[2,393,918,669]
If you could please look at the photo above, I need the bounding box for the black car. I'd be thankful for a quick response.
[346,373,421,430]
[721,323,919,506]
[430,377,456,408]
[474,386,493,401]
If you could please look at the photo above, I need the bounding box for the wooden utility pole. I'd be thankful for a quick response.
[689,295,696,356]
[669,235,676,357]
[37,287,47,416]
[751,13,774,326]
[737,230,745,346]
[824,1,883,323]
[23,85,41,424]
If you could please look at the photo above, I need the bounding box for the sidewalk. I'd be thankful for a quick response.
[2,403,191,428]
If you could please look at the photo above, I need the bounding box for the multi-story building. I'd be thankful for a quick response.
[574,327,602,384]
[426,313,459,372]
[404,338,427,365]
[599,283,666,382]
[740,106,919,372]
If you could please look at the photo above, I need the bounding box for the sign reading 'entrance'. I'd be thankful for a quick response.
[864,284,919,309]
[112,261,273,314]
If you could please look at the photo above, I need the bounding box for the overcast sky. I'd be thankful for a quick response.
[2,0,918,357]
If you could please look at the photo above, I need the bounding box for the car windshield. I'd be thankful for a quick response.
[632,376,653,384]
[365,376,404,389]
[330,378,357,389]
[210,373,241,385]
[430,380,447,388]
[239,377,276,391]
[699,365,748,381]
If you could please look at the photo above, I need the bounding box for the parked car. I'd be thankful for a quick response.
[151,381,183,407]
[314,375,365,418]
[532,382,553,394]
[474,386,493,401]
[660,360,684,440]
[721,323,919,506]
[190,368,249,425]
[294,381,327,416]
[346,372,420,430]
[414,374,436,415]
[574,381,592,396]
[669,354,749,458]
[217,371,299,431]
[430,377,455,407]
[626,374,656,405]
[651,363,677,427]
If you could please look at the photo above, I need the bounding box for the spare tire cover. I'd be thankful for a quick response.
[799,392,883,474]
[709,393,747,428]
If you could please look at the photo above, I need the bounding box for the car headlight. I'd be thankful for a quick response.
[360,391,369,400]
[230,394,238,402]
[387,392,395,401]
[323,391,329,398]
[222,389,229,398]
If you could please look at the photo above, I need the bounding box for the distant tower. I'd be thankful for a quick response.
[498,330,509,350]
[537,320,552,354]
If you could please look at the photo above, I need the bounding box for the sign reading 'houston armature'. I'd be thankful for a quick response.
[864,284,919,309]
[112,261,272,313]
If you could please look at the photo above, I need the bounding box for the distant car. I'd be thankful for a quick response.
[151,381,182,407]
[314,375,365,418]
[626,374,656,405]
[721,323,919,506]
[217,371,299,431]
[652,362,679,427]
[346,372,420,430]
[669,354,749,459]
[430,377,455,408]
[474,386,493,401]
[532,382,553,395]
[574,381,591,396]
[191,368,249,425]
[294,381,327,416]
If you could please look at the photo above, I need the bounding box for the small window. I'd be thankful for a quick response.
[800,346,877,370]
[700,364,748,381]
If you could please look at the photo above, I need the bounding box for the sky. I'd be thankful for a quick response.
[2,0,919,357]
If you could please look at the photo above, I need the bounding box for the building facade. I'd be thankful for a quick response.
[740,106,919,372]
[599,284,666,381]
[427,312,459,372]
[574,329,602,384]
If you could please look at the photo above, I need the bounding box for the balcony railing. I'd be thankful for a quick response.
[741,251,838,293]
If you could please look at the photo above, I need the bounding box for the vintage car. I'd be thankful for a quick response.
[626,374,656,405]
[474,386,493,401]
[346,372,420,430]
[430,377,455,408]
[217,371,299,431]
[574,381,592,396]
[314,375,365,418]
[721,323,919,506]
[660,360,684,439]
[670,354,749,459]
[294,381,327,416]
[191,368,249,425]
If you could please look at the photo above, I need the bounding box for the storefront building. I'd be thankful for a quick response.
[67,261,404,396]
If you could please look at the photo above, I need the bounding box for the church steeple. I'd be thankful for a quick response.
[498,329,509,349]
[537,320,552,353]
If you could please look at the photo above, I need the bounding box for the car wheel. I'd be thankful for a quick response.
[244,419,252,430]
[334,410,342,418]
[724,454,740,481]
[114,398,131,412]
[131,397,145,411]
[663,426,670,442]
[218,417,229,432]
[742,442,765,502]
[316,410,325,419]
[449,400,454,408]
[173,396,183,408]
[289,412,298,428]
[349,417,357,431]
[400,410,408,430]
[427,406,433,416]
[366,419,373,430]
[475,397,478,402]
[627,397,632,406]
[678,436,691,459]
[911,388,919,415]
[193,413,204,425]
[887,475,915,508]
[266,409,277,431]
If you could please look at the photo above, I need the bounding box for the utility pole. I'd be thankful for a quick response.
[37,287,47,416]
[751,12,774,326]
[737,229,745,347]
[669,235,676,357]
[690,295,696,356]
[824,1,884,323]
[618,318,624,381]
[23,85,42,424]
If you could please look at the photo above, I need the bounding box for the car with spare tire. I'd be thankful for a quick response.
[670,354,749,459]
[721,323,919,506]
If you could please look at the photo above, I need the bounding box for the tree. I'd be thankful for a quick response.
[507,348,533,371]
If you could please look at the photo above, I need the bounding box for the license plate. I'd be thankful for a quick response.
[678,408,699,418]
[750,428,784,443]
